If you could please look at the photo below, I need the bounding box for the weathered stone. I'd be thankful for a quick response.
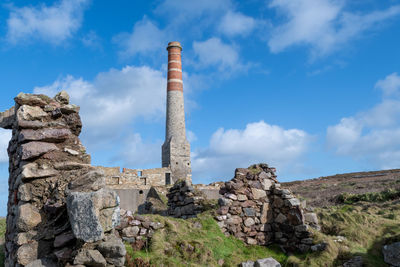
[237,194,248,201]
[255,257,281,267]
[18,183,32,201]
[260,203,269,224]
[0,106,15,129]
[226,215,242,225]
[68,170,106,192]
[17,105,48,122]
[21,162,59,180]
[17,241,38,265]
[19,128,72,143]
[217,206,229,215]
[260,178,273,191]
[73,249,107,267]
[122,226,140,237]
[60,104,80,114]
[97,236,126,266]
[311,242,328,252]
[25,258,58,267]
[64,148,79,155]
[241,261,255,267]
[20,141,59,160]
[251,188,267,199]
[244,208,256,217]
[343,256,363,267]
[54,231,75,248]
[15,230,37,245]
[55,90,70,104]
[67,191,104,242]
[304,213,319,225]
[17,203,42,231]
[226,193,238,200]
[274,213,287,224]
[244,217,255,227]
[383,242,400,267]
[54,247,73,261]
[246,237,257,245]
[218,197,232,206]
[286,198,300,207]
[15,93,51,107]
[99,207,120,232]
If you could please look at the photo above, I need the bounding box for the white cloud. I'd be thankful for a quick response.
[193,37,245,72]
[117,133,161,168]
[268,0,400,57]
[218,11,256,37]
[113,17,167,58]
[192,121,310,182]
[375,72,400,98]
[6,0,89,44]
[327,73,400,169]
[0,129,11,163]
[82,30,102,49]
[34,65,166,141]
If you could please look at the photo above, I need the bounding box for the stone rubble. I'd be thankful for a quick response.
[116,209,165,250]
[167,180,206,218]
[0,91,125,266]
[216,164,319,252]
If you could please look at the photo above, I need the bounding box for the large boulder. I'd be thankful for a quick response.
[383,242,400,267]
[67,191,104,242]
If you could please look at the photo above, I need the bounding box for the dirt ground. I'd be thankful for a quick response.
[283,169,400,208]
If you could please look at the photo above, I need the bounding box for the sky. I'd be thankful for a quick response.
[0,0,400,215]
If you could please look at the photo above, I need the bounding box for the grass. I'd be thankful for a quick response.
[126,199,400,267]
[337,189,400,204]
[126,212,288,267]
[302,201,400,267]
[0,217,5,266]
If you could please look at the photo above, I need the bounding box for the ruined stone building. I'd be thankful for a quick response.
[101,41,192,194]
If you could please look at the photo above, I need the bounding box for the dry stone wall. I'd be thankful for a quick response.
[167,180,205,218]
[0,92,125,266]
[216,164,317,252]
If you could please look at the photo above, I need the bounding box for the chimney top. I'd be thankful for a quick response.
[167,41,182,51]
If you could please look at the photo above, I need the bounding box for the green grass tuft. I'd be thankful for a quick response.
[0,217,6,266]
[337,189,400,204]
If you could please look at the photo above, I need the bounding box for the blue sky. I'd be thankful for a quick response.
[1,0,400,215]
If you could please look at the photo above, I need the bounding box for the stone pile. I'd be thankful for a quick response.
[216,164,317,252]
[240,257,281,267]
[0,92,125,266]
[167,180,205,218]
[116,210,165,250]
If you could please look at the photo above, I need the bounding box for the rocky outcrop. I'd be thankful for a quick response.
[167,180,206,218]
[216,164,318,252]
[383,242,400,267]
[1,92,125,266]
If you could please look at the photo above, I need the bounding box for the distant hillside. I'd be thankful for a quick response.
[283,169,400,207]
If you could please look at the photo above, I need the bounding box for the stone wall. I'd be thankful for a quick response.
[0,92,125,266]
[215,164,318,252]
[98,166,171,188]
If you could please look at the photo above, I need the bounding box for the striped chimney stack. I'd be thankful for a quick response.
[162,41,192,184]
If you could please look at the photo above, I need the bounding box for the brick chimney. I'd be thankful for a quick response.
[162,41,192,184]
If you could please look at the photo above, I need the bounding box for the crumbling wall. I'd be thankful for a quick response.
[99,166,171,188]
[0,92,125,266]
[216,164,317,252]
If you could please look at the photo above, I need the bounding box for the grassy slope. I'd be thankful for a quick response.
[127,199,400,267]
[127,213,287,267]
